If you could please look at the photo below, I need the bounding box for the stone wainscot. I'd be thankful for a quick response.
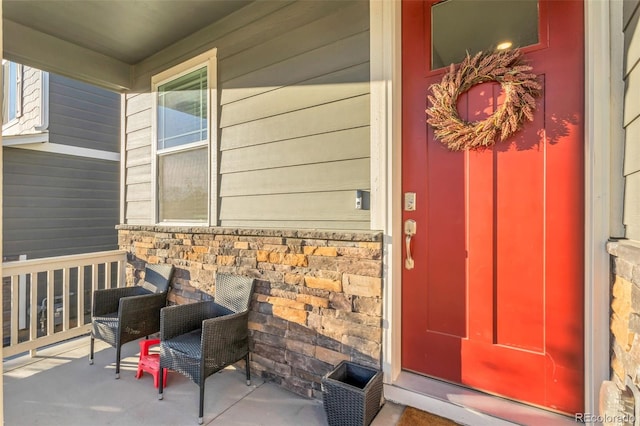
[601,240,640,423]
[117,225,383,399]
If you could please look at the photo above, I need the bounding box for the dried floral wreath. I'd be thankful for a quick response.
[426,48,541,151]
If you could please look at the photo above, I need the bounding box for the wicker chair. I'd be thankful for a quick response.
[158,273,255,425]
[90,263,175,379]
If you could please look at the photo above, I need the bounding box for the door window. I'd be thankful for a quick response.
[431,0,539,69]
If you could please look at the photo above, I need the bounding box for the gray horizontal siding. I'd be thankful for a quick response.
[48,74,120,152]
[124,0,371,230]
[625,2,640,241]
[3,148,119,259]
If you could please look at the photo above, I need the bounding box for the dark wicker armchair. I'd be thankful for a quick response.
[90,263,175,378]
[158,273,255,425]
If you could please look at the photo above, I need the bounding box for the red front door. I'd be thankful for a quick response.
[401,0,584,414]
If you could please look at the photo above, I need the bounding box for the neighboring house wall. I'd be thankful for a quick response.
[603,1,640,420]
[3,149,119,259]
[3,65,41,136]
[123,0,371,229]
[2,66,121,260]
[48,74,121,152]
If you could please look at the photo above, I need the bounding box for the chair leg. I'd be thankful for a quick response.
[198,383,205,425]
[89,336,94,365]
[115,345,121,379]
[158,367,164,400]
[245,353,251,386]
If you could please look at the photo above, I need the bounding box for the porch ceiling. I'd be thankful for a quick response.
[3,0,251,91]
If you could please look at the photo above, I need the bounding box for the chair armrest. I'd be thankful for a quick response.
[201,310,250,361]
[92,287,147,316]
[119,292,167,320]
[160,301,232,341]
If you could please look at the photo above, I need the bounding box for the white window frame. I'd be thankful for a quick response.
[151,48,218,226]
[2,60,23,129]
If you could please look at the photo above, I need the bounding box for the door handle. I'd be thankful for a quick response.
[404,219,417,270]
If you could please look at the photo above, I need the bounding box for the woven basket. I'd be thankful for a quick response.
[322,361,383,426]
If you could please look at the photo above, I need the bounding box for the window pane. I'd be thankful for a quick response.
[158,148,208,222]
[157,67,207,149]
[432,0,539,69]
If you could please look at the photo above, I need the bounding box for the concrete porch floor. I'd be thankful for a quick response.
[3,337,405,426]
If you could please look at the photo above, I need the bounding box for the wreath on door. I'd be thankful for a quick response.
[426,49,541,151]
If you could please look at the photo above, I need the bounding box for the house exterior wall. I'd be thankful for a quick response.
[2,65,42,136]
[123,0,371,229]
[118,225,382,398]
[48,74,120,152]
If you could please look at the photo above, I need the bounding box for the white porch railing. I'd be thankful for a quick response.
[2,250,127,358]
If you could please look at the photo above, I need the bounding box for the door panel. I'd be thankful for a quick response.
[401,0,584,414]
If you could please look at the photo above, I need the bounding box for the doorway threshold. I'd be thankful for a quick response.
[384,371,577,426]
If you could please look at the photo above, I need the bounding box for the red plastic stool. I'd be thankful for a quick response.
[135,339,167,388]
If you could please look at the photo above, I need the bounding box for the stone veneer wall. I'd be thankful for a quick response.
[601,241,640,422]
[117,225,383,399]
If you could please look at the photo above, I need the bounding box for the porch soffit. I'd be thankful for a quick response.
[2,0,252,91]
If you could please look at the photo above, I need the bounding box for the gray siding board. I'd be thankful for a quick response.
[220,159,370,197]
[221,31,370,105]
[3,148,119,259]
[126,164,152,185]
[221,220,370,230]
[126,92,151,115]
[625,0,640,30]
[625,117,640,175]
[221,95,370,150]
[219,191,369,221]
[220,62,369,128]
[625,2,640,76]
[127,127,152,150]
[48,73,120,152]
[219,1,369,83]
[125,201,152,222]
[126,146,151,168]
[625,172,640,240]
[220,127,369,174]
[126,183,151,202]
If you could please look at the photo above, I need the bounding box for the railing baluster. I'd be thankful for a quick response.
[119,259,126,288]
[29,273,38,357]
[46,270,55,336]
[10,276,19,346]
[63,267,70,331]
[105,262,112,289]
[78,266,85,327]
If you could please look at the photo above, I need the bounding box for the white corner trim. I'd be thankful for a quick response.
[7,139,120,162]
[584,0,613,416]
[35,71,49,131]
[120,93,126,224]
[371,0,402,384]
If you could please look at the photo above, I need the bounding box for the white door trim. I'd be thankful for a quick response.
[370,0,613,421]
